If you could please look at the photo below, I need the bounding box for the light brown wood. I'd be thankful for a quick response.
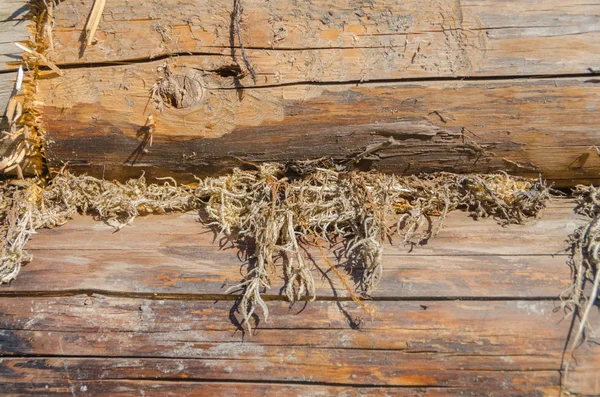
[2,382,512,397]
[1,296,596,396]
[2,249,571,298]
[567,345,600,396]
[18,0,596,185]
[1,1,599,394]
[46,0,600,79]
[0,381,503,397]
[24,199,580,255]
[0,297,569,355]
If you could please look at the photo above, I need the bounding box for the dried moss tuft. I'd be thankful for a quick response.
[1,166,551,331]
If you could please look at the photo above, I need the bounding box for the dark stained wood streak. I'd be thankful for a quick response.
[41,73,600,186]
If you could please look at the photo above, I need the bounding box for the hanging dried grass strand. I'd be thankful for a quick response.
[559,184,600,395]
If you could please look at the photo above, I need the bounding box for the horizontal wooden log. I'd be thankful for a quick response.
[39,66,600,186]
[0,359,562,396]
[2,2,598,393]
[1,297,597,395]
[0,381,500,397]
[2,200,579,298]
[5,0,598,184]
[0,298,569,356]
[46,0,600,79]
[1,250,571,299]
[24,199,580,255]
[0,297,573,396]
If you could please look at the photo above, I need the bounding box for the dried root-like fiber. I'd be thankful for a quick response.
[560,185,600,394]
[1,166,551,332]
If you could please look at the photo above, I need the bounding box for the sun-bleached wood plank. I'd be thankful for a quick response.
[0,199,575,298]
[45,0,600,79]
[0,0,28,72]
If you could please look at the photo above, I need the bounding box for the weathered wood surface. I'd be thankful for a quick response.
[0,0,27,118]
[45,0,600,79]
[0,198,598,396]
[1,299,596,397]
[4,381,535,397]
[1,0,27,171]
[23,199,581,256]
[0,72,17,119]
[15,0,594,186]
[41,72,600,187]
[3,200,579,298]
[0,0,28,73]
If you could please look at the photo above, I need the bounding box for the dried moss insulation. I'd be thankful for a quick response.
[0,165,552,331]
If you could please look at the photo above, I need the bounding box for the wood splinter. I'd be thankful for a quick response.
[352,137,398,163]
[82,0,106,50]
[14,43,62,76]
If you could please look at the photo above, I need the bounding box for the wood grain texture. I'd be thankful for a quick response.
[40,68,600,186]
[0,0,26,115]
[0,298,574,396]
[0,297,597,396]
[0,381,524,397]
[0,0,28,72]
[567,345,600,396]
[45,0,600,79]
[1,249,572,298]
[2,200,579,298]
[2,1,599,394]
[0,71,17,118]
[0,381,520,397]
[25,199,579,255]
[29,0,600,185]
[0,198,597,395]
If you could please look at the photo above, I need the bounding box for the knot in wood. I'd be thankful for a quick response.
[152,67,207,111]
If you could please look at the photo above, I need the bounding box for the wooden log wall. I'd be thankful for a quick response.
[1,199,598,396]
[0,0,27,118]
[10,0,599,186]
[1,3,599,396]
